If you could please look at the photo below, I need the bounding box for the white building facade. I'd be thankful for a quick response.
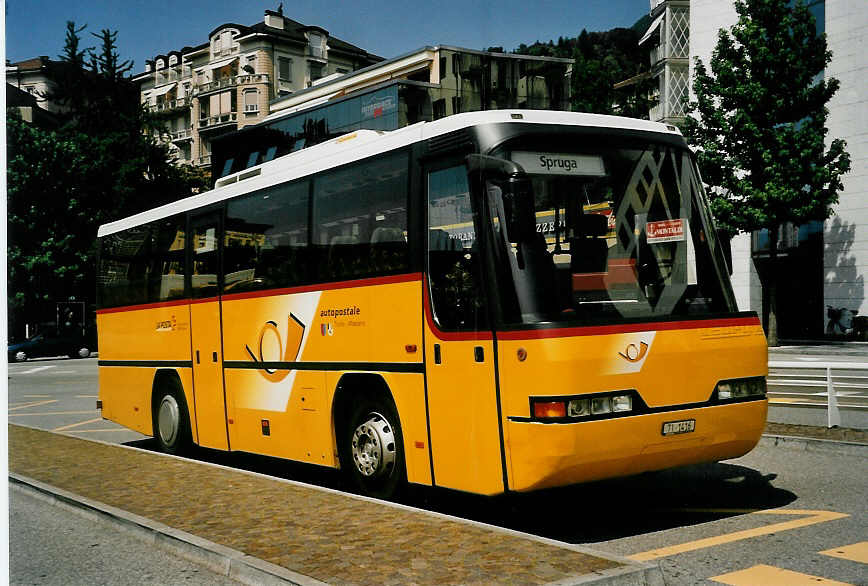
[687,0,867,338]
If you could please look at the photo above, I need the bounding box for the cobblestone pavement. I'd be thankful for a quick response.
[8,425,623,585]
[764,422,868,444]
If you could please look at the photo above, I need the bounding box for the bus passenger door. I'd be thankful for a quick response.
[189,212,230,450]
[423,164,506,495]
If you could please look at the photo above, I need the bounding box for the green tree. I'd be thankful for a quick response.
[684,0,850,345]
[7,23,207,339]
[568,28,653,117]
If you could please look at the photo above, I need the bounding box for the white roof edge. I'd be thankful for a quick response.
[98,111,681,237]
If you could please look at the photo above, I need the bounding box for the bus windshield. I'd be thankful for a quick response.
[480,142,736,326]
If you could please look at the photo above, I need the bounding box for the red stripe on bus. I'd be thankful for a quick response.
[495,316,761,340]
[221,272,423,302]
[96,298,190,315]
[97,273,423,313]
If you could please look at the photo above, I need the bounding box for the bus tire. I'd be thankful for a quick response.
[341,396,406,500]
[152,382,192,456]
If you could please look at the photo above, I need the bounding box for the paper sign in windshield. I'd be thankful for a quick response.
[646,219,685,243]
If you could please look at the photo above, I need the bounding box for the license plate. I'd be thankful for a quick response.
[662,419,696,436]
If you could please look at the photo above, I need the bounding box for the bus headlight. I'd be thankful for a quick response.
[612,394,633,412]
[715,377,766,401]
[567,399,589,417]
[590,397,612,414]
[532,390,638,421]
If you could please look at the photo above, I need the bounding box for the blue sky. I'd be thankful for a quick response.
[6,0,650,73]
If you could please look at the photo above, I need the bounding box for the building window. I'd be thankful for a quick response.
[244,90,259,113]
[309,62,324,83]
[278,57,292,82]
[309,32,324,59]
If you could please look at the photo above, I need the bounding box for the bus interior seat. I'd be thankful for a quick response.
[328,235,362,277]
[370,227,406,271]
[514,231,558,315]
[571,214,609,274]
[370,227,405,244]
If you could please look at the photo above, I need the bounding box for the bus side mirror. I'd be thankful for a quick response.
[718,229,733,275]
[503,177,534,243]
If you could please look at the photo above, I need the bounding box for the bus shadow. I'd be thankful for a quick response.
[419,461,797,543]
[123,438,795,544]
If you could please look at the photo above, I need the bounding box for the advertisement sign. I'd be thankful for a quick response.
[646,219,686,243]
[361,93,397,120]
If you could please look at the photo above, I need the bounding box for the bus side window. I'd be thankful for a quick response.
[225,180,310,292]
[427,166,487,331]
[313,152,409,282]
[97,214,187,309]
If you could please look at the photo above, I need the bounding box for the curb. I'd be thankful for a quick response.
[759,433,868,456]
[9,471,663,586]
[10,474,326,586]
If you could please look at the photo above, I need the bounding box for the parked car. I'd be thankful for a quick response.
[7,333,94,362]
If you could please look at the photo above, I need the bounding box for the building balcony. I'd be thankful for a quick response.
[150,97,191,112]
[198,111,237,131]
[171,128,193,142]
[194,73,270,96]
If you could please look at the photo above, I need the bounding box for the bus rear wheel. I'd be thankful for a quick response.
[341,398,405,500]
[153,385,192,456]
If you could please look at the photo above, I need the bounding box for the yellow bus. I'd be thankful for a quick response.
[97,110,767,499]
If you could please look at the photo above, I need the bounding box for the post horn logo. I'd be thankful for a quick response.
[245,314,305,382]
[618,341,649,363]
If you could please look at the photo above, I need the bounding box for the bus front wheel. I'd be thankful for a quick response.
[153,385,192,456]
[341,398,405,500]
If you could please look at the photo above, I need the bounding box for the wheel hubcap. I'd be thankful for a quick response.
[158,395,180,447]
[351,412,396,478]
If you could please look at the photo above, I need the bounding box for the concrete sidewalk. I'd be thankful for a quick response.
[8,424,661,586]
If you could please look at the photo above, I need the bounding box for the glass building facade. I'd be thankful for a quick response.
[211,47,571,181]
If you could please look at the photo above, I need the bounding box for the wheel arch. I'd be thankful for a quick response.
[151,369,193,436]
[331,373,400,463]
[151,368,195,453]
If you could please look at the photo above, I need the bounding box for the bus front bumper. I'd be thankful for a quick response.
[506,399,767,492]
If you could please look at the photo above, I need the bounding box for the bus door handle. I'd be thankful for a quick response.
[474,346,484,362]
[434,344,441,364]
[212,351,218,363]
[196,350,200,364]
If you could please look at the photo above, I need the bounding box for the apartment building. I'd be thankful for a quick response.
[134,10,382,168]
[6,56,68,118]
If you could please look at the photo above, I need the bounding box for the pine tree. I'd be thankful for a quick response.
[684,0,850,345]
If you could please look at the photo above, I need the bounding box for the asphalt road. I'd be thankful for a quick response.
[8,357,868,585]
[9,485,240,585]
[8,356,146,444]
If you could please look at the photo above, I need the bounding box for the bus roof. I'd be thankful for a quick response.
[98,110,682,237]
